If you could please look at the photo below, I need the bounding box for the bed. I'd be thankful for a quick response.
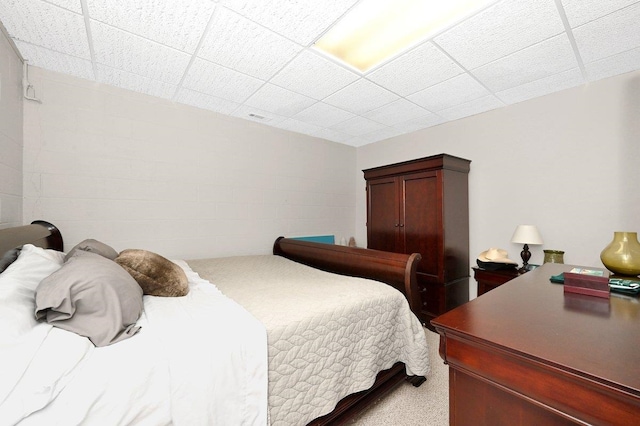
[0,221,429,425]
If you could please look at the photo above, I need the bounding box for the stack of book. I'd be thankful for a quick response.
[563,268,610,298]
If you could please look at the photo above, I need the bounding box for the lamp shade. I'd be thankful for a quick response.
[511,225,543,245]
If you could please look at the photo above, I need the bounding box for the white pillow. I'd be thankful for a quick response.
[0,244,64,377]
[1,244,65,287]
[0,244,92,423]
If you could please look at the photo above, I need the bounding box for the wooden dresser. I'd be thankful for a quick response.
[432,263,640,425]
[363,154,471,327]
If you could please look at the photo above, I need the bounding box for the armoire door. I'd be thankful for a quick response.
[400,171,440,279]
[366,177,400,253]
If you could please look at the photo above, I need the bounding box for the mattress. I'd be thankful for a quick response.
[188,255,430,426]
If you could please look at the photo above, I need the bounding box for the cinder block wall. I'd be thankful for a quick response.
[22,67,357,258]
[0,28,23,228]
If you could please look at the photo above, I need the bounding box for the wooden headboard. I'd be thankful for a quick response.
[0,220,63,272]
[273,237,422,315]
[0,220,63,253]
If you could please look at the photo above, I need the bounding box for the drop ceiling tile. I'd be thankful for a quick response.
[342,136,374,148]
[341,137,367,147]
[408,73,489,112]
[48,0,83,14]
[182,58,264,104]
[96,65,177,99]
[363,99,432,126]
[434,0,564,69]
[86,0,215,53]
[438,95,504,121]
[472,34,578,92]
[244,83,316,117]
[311,128,352,143]
[496,68,584,104]
[220,0,359,45]
[91,21,191,85]
[330,116,387,137]
[5,0,640,148]
[323,79,399,115]
[197,7,303,80]
[572,3,640,64]
[293,102,355,127]
[0,0,90,58]
[176,88,241,115]
[15,41,94,80]
[360,126,407,142]
[392,114,446,133]
[273,118,323,136]
[560,0,638,28]
[270,50,359,100]
[367,42,464,96]
[344,127,407,146]
[231,105,287,126]
[584,46,640,81]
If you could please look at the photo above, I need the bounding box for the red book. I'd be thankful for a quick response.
[564,268,610,299]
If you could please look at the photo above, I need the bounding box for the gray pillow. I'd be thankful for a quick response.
[64,239,119,262]
[35,252,143,347]
[0,248,21,273]
[116,249,189,297]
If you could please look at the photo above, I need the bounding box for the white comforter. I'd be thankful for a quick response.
[2,255,268,426]
[188,255,430,426]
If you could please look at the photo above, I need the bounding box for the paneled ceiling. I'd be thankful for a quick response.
[1,0,639,147]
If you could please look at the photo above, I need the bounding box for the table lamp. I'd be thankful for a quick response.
[511,225,543,272]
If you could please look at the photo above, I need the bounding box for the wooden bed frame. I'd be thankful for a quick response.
[1,222,426,425]
[273,236,422,315]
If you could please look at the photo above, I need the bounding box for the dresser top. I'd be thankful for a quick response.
[432,263,640,395]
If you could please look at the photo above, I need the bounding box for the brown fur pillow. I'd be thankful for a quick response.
[115,249,189,297]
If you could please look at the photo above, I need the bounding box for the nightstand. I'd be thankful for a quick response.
[473,266,522,296]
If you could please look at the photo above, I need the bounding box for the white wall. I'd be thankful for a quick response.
[0,27,23,228]
[14,64,640,280]
[22,67,356,258]
[357,70,640,298]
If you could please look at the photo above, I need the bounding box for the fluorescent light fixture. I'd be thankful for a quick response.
[314,0,497,72]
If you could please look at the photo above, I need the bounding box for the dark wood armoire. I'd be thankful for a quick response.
[363,154,471,327]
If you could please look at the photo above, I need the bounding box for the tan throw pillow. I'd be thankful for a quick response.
[116,249,189,297]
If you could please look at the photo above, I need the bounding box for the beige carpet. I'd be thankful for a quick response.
[350,329,448,425]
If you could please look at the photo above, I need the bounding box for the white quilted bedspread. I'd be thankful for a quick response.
[188,255,429,426]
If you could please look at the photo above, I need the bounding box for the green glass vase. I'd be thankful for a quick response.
[543,250,564,264]
[600,232,640,276]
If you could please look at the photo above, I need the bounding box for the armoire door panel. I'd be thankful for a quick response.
[402,172,440,276]
[367,178,399,252]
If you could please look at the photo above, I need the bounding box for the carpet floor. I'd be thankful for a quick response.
[350,329,448,425]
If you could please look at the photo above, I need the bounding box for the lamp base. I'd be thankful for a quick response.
[520,243,531,273]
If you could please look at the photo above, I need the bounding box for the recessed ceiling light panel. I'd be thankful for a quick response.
[313,0,498,72]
